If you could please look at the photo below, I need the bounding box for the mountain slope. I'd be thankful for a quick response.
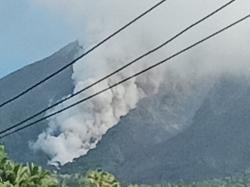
[62,74,250,184]
[1,41,250,184]
[0,41,80,164]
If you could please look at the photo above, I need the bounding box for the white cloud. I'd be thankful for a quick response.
[31,0,250,165]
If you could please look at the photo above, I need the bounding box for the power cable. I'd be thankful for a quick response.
[0,0,168,109]
[0,0,236,136]
[1,14,249,139]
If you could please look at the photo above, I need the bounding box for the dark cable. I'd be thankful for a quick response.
[0,0,168,109]
[1,14,249,139]
[0,0,236,136]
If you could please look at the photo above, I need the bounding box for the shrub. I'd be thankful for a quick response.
[0,145,58,187]
[84,169,121,187]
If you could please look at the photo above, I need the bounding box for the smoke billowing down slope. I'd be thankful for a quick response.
[31,0,250,165]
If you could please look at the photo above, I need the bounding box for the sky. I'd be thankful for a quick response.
[1,0,249,80]
[0,0,78,78]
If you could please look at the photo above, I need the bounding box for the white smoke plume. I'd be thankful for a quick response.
[31,0,250,165]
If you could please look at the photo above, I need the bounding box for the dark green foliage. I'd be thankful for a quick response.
[59,169,250,187]
[125,175,250,187]
[60,170,121,187]
[2,142,250,187]
[59,174,85,187]
[0,145,58,187]
[85,169,121,187]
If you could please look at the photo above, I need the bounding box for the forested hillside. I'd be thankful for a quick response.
[62,74,250,184]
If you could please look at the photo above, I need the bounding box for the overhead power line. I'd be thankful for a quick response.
[0,0,236,136]
[1,14,249,139]
[0,0,168,109]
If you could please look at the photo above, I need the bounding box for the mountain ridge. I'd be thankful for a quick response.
[0,41,81,165]
[1,42,250,184]
[61,74,250,184]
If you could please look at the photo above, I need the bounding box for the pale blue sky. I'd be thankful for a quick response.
[0,0,77,78]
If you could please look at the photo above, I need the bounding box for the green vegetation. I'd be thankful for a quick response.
[1,143,250,187]
[0,145,58,187]
[0,145,122,187]
[85,170,121,187]
[60,170,121,187]
[61,171,250,187]
[125,177,250,187]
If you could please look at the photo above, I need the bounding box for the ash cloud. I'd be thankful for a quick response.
[30,0,250,165]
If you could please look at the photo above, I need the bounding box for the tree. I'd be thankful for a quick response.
[0,145,58,187]
[85,169,121,187]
